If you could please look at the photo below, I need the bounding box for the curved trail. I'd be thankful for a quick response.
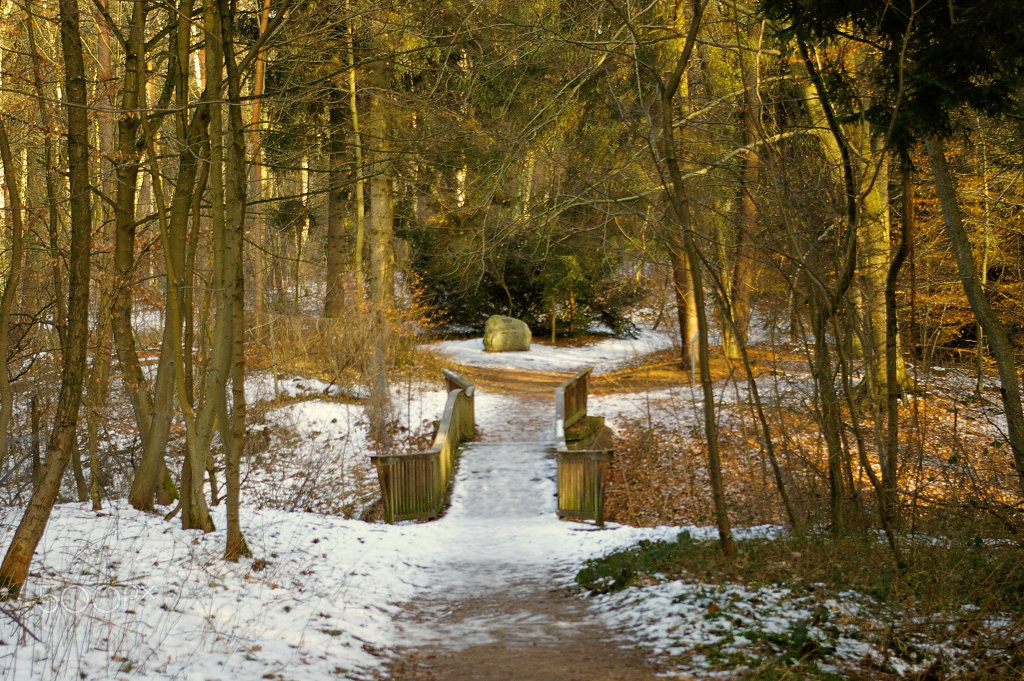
[378,368,663,680]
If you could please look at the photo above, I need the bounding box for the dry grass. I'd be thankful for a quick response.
[595,351,1024,680]
[605,358,1024,536]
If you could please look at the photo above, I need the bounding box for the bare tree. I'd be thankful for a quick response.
[0,0,92,595]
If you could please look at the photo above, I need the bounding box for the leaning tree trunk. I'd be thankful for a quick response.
[926,136,1024,496]
[0,0,92,595]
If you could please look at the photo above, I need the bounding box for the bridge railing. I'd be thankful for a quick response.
[554,367,609,526]
[372,370,475,523]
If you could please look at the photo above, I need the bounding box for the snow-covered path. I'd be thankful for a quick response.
[370,382,668,680]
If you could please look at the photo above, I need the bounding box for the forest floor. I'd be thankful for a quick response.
[1,325,1021,680]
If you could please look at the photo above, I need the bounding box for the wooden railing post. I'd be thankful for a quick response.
[554,367,609,526]
[372,371,475,522]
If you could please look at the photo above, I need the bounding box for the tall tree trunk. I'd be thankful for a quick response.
[347,3,365,292]
[364,60,394,450]
[324,90,347,317]
[792,57,908,398]
[926,136,1024,495]
[856,131,908,397]
[797,39,862,535]
[221,0,250,560]
[183,0,229,533]
[660,0,733,557]
[248,0,270,334]
[877,160,914,565]
[129,93,208,510]
[0,0,92,595]
[127,1,203,511]
[809,300,846,534]
[367,93,394,308]
[721,13,762,362]
[0,118,25,467]
[25,0,67,353]
[668,235,698,370]
[86,316,113,511]
[110,0,153,449]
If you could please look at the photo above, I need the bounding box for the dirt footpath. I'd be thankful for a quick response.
[375,366,668,680]
[381,580,662,681]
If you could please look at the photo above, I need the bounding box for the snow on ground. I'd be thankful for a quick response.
[0,436,709,680]
[586,551,1013,679]
[244,399,375,515]
[0,335,707,680]
[427,327,674,374]
[590,576,886,677]
[7,325,1002,680]
[242,376,450,517]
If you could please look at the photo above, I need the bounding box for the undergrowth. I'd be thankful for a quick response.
[577,532,1024,679]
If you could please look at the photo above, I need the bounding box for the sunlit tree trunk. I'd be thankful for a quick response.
[668,235,698,370]
[721,14,763,362]
[348,5,365,292]
[792,59,908,398]
[0,118,25,467]
[926,136,1024,496]
[249,0,270,334]
[0,0,92,595]
[364,56,394,450]
[660,0,733,557]
[367,84,394,307]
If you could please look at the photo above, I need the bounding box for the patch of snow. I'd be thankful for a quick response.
[426,327,674,375]
[245,373,352,403]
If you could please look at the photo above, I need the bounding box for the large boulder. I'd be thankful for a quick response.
[483,315,532,352]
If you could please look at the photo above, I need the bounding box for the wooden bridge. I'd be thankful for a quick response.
[371,367,610,525]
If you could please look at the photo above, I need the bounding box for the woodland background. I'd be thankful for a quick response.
[0,0,1021,629]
